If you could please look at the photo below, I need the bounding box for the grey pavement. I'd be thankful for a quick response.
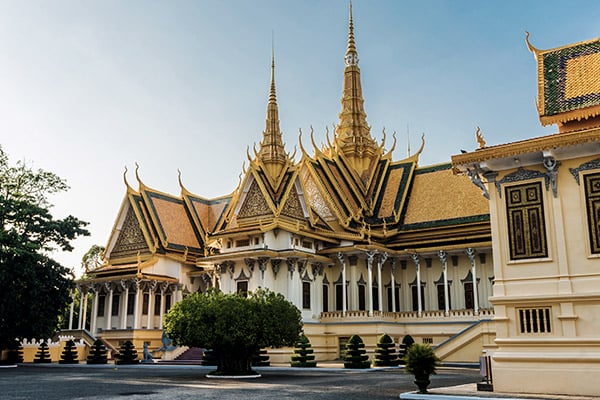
[3,364,595,400]
[0,363,481,400]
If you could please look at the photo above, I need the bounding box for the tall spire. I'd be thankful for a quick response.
[335,2,379,176]
[257,43,290,188]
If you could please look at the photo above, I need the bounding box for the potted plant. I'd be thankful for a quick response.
[404,343,440,393]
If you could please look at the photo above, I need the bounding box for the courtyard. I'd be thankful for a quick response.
[0,364,481,400]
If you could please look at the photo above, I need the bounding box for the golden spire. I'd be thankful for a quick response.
[257,43,290,189]
[335,2,379,176]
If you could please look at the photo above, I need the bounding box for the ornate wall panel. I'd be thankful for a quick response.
[584,172,600,254]
[505,182,548,260]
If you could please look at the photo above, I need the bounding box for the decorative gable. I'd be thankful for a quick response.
[110,206,151,260]
[280,184,305,219]
[238,179,273,219]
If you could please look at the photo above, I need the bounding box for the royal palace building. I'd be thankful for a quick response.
[70,6,600,397]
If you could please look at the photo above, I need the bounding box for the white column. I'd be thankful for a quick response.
[390,259,397,312]
[68,290,75,330]
[105,285,113,330]
[467,248,479,315]
[439,250,450,316]
[77,287,84,329]
[411,254,422,317]
[82,290,89,331]
[133,280,142,329]
[121,285,129,329]
[377,253,387,313]
[338,253,347,316]
[90,287,99,334]
[147,285,154,329]
[366,251,374,316]
[159,283,167,330]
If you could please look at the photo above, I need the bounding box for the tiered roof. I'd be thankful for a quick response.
[89,4,490,277]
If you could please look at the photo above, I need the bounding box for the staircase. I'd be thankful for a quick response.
[159,347,204,365]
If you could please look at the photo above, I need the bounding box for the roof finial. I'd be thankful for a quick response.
[269,31,276,104]
[345,1,358,66]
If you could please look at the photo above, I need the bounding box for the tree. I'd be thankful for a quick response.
[372,333,399,367]
[343,334,370,369]
[0,146,89,354]
[165,288,302,376]
[81,244,105,273]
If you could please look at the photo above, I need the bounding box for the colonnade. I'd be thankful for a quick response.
[70,278,183,335]
[333,247,490,316]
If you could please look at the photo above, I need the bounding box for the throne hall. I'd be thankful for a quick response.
[71,5,600,397]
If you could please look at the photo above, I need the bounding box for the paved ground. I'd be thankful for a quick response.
[0,364,481,400]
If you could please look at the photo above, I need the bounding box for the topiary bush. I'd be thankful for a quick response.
[4,339,23,365]
[290,334,317,367]
[398,334,415,364]
[343,334,370,369]
[59,339,79,364]
[87,339,108,364]
[115,340,139,365]
[372,334,399,367]
[34,340,52,363]
[252,348,270,367]
[201,348,217,366]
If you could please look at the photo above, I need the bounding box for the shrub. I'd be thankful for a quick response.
[59,339,79,364]
[202,348,217,366]
[290,334,317,367]
[115,340,139,365]
[405,343,440,377]
[4,339,23,364]
[87,339,108,364]
[34,340,52,363]
[398,334,415,364]
[252,348,270,367]
[372,334,399,367]
[343,335,370,369]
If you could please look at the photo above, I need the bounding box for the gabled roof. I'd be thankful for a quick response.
[140,185,203,254]
[401,163,489,230]
[527,33,600,126]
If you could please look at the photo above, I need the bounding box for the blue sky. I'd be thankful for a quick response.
[1,0,599,274]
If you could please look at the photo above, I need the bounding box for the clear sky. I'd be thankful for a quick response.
[1,0,599,275]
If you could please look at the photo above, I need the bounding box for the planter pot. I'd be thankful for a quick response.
[414,374,430,394]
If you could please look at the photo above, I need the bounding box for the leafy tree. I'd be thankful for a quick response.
[59,339,79,364]
[290,334,317,367]
[372,333,399,367]
[81,244,105,273]
[343,334,370,369]
[165,288,302,375]
[0,146,89,353]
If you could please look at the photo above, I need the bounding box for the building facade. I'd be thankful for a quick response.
[453,35,600,396]
[75,6,495,363]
